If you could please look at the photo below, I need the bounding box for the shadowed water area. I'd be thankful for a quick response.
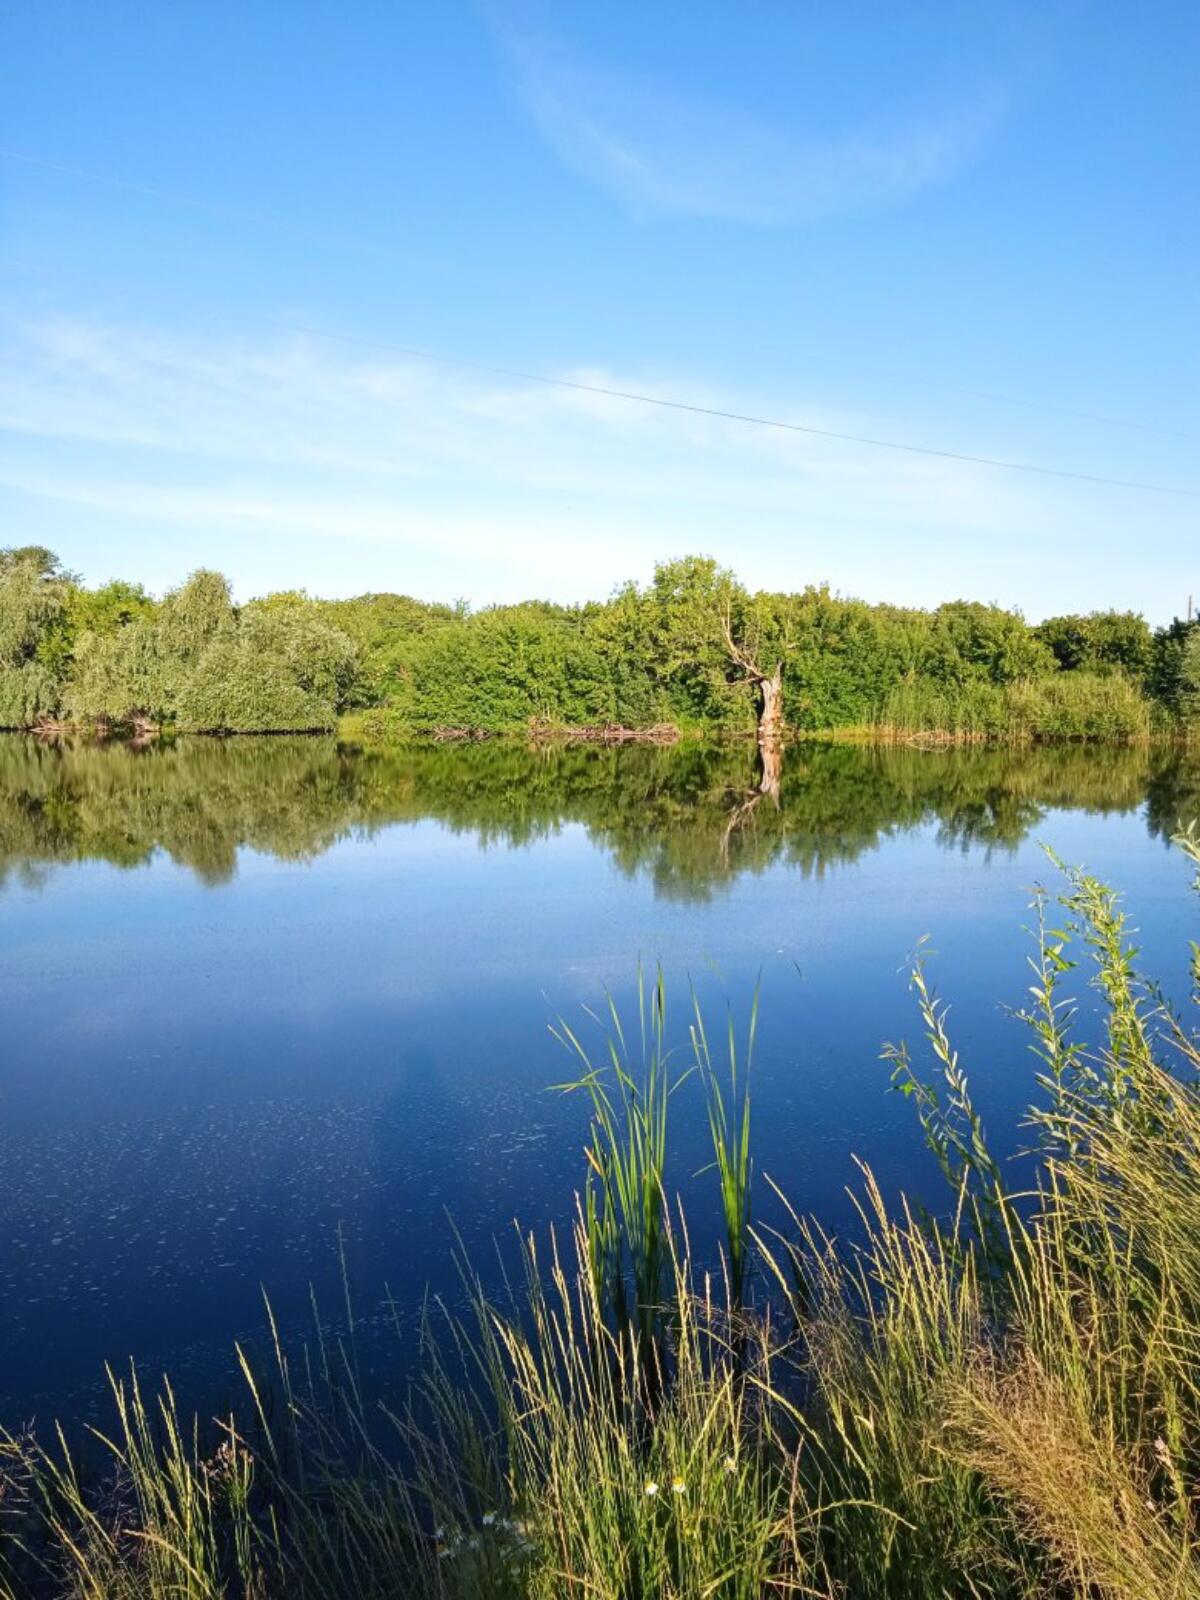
[1,733,1198,1427]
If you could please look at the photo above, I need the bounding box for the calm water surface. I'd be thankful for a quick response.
[1,734,1197,1424]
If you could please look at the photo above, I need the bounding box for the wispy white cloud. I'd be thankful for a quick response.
[0,311,1041,514]
[500,30,1006,224]
[0,310,1179,617]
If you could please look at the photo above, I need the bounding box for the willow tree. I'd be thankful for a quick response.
[0,546,74,728]
[63,568,233,728]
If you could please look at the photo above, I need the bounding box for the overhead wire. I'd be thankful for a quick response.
[267,320,1200,499]
[3,146,1199,499]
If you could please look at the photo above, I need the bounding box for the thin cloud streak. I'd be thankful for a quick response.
[0,311,1187,616]
[0,313,1054,523]
[503,31,1006,224]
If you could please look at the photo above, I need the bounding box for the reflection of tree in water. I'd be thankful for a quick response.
[0,734,1196,900]
[0,738,366,887]
[1145,755,1200,847]
[591,742,1186,900]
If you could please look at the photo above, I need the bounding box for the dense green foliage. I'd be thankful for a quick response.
[0,548,72,730]
[1,546,1195,736]
[1032,607,1154,677]
[59,571,359,732]
[3,839,1200,1598]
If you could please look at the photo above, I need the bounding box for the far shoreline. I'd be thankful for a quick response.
[3,716,1196,750]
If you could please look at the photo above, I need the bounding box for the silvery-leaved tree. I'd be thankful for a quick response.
[0,546,74,729]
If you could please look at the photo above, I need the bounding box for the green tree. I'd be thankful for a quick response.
[770,587,911,729]
[316,591,459,706]
[36,579,156,682]
[400,605,610,731]
[1179,629,1200,726]
[643,556,747,724]
[1034,611,1153,679]
[69,580,157,637]
[63,621,174,726]
[0,546,73,727]
[1150,619,1199,714]
[64,572,358,732]
[60,568,229,727]
[170,588,354,732]
[0,545,76,582]
[923,600,1055,685]
[157,569,237,669]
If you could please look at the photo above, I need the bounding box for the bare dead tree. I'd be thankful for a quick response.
[721,606,784,746]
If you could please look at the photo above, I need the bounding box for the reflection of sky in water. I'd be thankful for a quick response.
[0,759,1196,1426]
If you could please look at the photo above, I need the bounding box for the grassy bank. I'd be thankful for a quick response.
[3,835,1200,1597]
[869,670,1159,742]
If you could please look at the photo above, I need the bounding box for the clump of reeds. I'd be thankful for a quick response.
[3,832,1200,1598]
[874,670,1154,743]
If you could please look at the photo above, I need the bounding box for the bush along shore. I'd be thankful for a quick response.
[3,544,1199,743]
[2,829,1200,1598]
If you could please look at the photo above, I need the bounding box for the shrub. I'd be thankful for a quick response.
[175,639,336,731]
[0,662,60,729]
[1034,610,1154,679]
[400,607,615,731]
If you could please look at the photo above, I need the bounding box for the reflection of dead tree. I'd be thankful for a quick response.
[721,610,784,747]
[718,607,785,866]
[757,737,781,802]
[720,741,783,865]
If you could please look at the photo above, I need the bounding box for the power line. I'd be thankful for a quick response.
[267,320,1200,500]
[4,145,1197,453]
[818,357,1199,444]
[4,150,1199,497]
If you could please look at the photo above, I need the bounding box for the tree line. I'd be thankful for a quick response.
[1,544,1197,737]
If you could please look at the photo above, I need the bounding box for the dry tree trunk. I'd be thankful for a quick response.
[757,665,784,748]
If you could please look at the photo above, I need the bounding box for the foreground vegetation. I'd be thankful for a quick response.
[2,831,1200,1597]
[2,544,1198,740]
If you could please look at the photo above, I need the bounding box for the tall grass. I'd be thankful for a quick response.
[690,981,757,1315]
[551,967,678,1359]
[3,832,1200,1597]
[875,670,1154,742]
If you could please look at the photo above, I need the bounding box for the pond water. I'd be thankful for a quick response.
[1,733,1197,1427]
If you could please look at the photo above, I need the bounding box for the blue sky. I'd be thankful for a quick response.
[1,1,1196,620]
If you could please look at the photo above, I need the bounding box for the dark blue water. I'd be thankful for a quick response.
[0,735,1196,1425]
